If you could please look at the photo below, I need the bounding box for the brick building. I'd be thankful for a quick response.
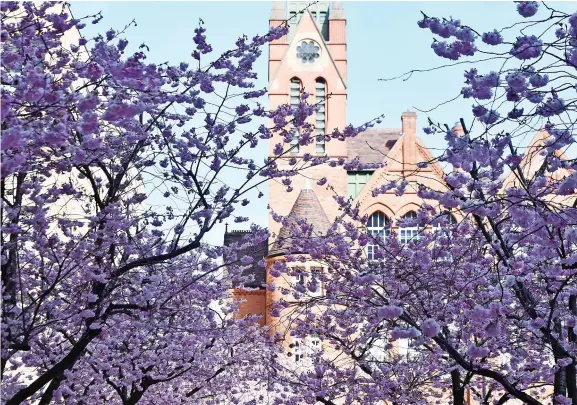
[223,0,451,354]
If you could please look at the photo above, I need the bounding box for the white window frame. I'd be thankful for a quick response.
[289,78,301,154]
[367,212,389,260]
[315,79,326,154]
[398,211,419,245]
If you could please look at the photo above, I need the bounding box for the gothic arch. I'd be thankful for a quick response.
[396,202,421,219]
[363,202,394,220]
[315,76,327,91]
[289,77,303,93]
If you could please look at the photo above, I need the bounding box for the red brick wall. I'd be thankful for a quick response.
[232,289,267,327]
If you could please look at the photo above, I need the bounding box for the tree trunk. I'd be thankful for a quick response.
[567,295,577,405]
[451,369,465,405]
[554,318,568,399]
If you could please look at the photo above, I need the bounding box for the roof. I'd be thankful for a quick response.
[346,128,401,165]
[269,186,332,257]
[223,230,269,289]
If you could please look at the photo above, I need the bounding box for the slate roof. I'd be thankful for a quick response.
[223,230,268,289]
[269,186,332,257]
[346,129,401,165]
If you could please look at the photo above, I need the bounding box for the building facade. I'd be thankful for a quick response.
[225,0,450,351]
[221,3,575,404]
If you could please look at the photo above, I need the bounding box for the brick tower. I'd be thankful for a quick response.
[268,0,349,240]
[225,0,452,363]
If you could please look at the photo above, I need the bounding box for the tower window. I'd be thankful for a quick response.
[290,78,302,154]
[315,78,327,154]
[319,11,329,41]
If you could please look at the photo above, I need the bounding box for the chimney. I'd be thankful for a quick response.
[401,111,417,172]
[452,122,465,137]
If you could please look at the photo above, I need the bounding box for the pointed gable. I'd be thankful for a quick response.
[269,183,332,256]
[269,8,346,94]
[502,129,571,190]
[350,114,449,209]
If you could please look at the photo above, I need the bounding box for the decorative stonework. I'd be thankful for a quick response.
[296,40,320,63]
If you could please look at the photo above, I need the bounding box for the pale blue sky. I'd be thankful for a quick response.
[68,1,574,245]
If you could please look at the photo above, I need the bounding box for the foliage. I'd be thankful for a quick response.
[274,2,577,405]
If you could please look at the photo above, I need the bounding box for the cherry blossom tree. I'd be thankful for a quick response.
[0,2,376,404]
[272,2,577,405]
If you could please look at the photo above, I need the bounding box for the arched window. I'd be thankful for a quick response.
[367,211,389,260]
[398,211,419,245]
[315,78,326,154]
[290,78,302,154]
[433,211,458,236]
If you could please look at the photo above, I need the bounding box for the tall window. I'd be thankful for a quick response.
[292,266,306,288]
[290,78,301,154]
[315,78,326,154]
[347,171,374,199]
[289,335,321,364]
[399,211,419,244]
[309,267,323,297]
[290,339,304,362]
[367,212,389,260]
[319,11,329,40]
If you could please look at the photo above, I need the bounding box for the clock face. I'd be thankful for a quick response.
[296,40,320,64]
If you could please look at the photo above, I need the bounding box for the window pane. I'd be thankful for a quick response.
[348,182,356,199]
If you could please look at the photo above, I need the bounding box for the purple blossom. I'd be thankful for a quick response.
[478,109,500,125]
[467,344,490,358]
[240,255,254,265]
[472,105,488,118]
[527,91,545,103]
[510,35,543,59]
[506,71,528,93]
[193,26,213,54]
[516,1,539,18]
[555,27,566,39]
[377,305,403,319]
[507,107,524,119]
[421,318,440,337]
[482,30,503,45]
[537,95,565,116]
[235,104,250,116]
[529,73,549,88]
